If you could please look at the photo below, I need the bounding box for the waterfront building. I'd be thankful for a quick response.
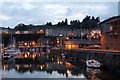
[88,29,101,45]
[45,25,91,49]
[0,27,10,34]
[37,37,52,47]
[45,25,81,37]
[99,16,120,50]
[3,23,97,49]
[14,23,45,34]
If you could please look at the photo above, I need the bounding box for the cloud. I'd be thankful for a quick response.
[22,3,36,10]
[1,0,120,2]
[43,4,68,15]
[0,2,118,28]
[0,15,11,20]
[2,2,36,10]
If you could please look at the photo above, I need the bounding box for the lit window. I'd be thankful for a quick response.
[110,26,113,31]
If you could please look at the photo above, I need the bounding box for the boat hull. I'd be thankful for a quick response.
[86,60,101,68]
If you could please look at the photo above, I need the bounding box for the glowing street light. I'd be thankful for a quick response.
[98,31,102,37]
[32,41,36,46]
[40,66,43,69]
[59,34,63,36]
[91,32,95,36]
[66,37,70,40]
[24,43,27,46]
[37,29,44,34]
[57,39,60,44]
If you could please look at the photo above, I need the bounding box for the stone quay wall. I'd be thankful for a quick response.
[67,49,120,75]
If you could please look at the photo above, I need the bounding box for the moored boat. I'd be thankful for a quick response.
[3,48,21,59]
[86,59,101,68]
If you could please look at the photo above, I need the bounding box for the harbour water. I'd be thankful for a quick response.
[1,51,120,80]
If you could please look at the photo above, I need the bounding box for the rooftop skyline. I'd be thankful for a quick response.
[0,0,119,28]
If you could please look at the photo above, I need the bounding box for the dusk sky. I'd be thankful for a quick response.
[0,0,119,28]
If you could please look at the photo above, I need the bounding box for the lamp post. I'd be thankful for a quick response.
[81,32,84,41]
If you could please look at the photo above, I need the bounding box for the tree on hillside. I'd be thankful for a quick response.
[14,23,35,31]
[70,20,81,29]
[57,19,68,26]
[95,17,100,22]
[81,16,100,30]
[14,23,27,31]
[82,15,90,22]
[46,22,52,26]
[65,18,68,25]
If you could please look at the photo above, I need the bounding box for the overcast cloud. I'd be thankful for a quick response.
[0,0,119,28]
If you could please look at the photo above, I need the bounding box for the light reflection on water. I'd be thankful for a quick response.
[1,51,86,78]
[2,62,85,78]
[1,51,120,79]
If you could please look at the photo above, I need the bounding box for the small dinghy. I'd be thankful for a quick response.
[86,59,101,68]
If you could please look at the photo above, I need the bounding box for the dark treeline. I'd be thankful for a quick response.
[14,15,100,30]
[14,24,34,31]
[82,16,100,29]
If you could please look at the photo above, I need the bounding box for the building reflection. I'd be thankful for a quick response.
[2,51,103,79]
[2,51,85,78]
[2,52,105,80]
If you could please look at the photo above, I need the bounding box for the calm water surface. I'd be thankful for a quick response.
[1,51,120,80]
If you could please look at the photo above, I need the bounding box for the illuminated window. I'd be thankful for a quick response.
[110,26,113,31]
[37,29,44,34]
[66,45,72,49]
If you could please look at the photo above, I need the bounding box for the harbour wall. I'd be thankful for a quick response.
[66,49,120,75]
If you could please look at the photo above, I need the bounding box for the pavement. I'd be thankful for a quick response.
[68,48,120,55]
[52,47,120,54]
[78,48,120,52]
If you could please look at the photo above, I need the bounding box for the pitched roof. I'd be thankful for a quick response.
[98,16,120,25]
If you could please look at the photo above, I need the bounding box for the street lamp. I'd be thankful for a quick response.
[32,41,36,46]
[24,43,27,46]
[91,32,95,37]
[66,37,69,40]
[81,32,84,40]
[57,39,60,44]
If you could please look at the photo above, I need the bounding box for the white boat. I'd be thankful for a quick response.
[86,59,101,68]
[4,48,21,57]
[3,48,20,62]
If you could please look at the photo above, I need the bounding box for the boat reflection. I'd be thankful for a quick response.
[86,67,101,73]
[86,67,101,80]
